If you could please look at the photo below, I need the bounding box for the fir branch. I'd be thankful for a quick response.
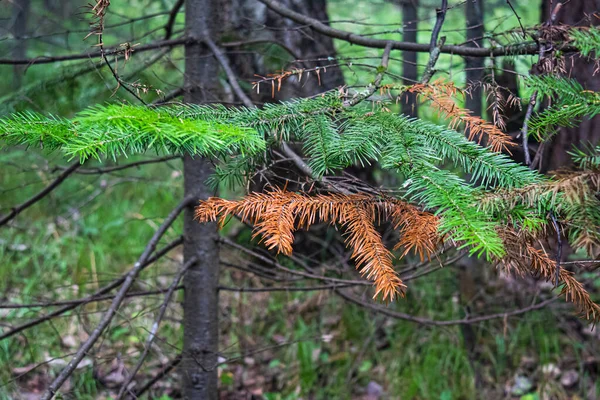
[195,188,441,301]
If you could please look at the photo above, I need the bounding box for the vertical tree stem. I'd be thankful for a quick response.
[182,0,222,398]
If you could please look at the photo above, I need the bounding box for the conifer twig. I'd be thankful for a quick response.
[204,36,254,109]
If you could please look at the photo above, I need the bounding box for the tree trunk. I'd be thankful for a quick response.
[465,0,484,116]
[541,0,600,172]
[226,0,344,100]
[10,0,30,89]
[182,0,222,398]
[402,0,418,117]
[460,0,485,390]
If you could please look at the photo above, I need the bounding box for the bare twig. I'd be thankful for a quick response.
[549,211,562,288]
[204,36,254,108]
[0,286,183,310]
[344,41,393,107]
[506,0,527,38]
[164,0,185,40]
[116,257,196,399]
[521,91,537,165]
[0,161,81,227]
[133,354,182,398]
[420,0,447,83]
[218,283,357,292]
[54,155,181,175]
[0,37,188,65]
[336,289,558,325]
[0,237,183,340]
[41,198,192,400]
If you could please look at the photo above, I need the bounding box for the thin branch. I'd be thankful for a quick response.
[152,87,185,105]
[0,161,81,227]
[0,237,183,340]
[204,36,254,108]
[164,0,184,40]
[0,37,188,65]
[549,211,562,287]
[54,155,181,175]
[420,0,448,83]
[221,39,302,60]
[521,91,537,165]
[116,257,195,400]
[218,283,358,292]
[133,354,182,398]
[41,198,192,400]
[0,286,183,310]
[256,0,577,58]
[220,237,371,287]
[506,0,527,38]
[344,41,393,107]
[336,289,558,325]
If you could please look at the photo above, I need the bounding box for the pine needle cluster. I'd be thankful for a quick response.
[526,75,600,141]
[195,188,440,301]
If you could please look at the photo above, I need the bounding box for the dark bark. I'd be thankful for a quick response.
[10,0,30,89]
[402,0,419,117]
[182,0,222,398]
[465,0,484,116]
[540,0,600,172]
[226,0,344,100]
[461,0,485,390]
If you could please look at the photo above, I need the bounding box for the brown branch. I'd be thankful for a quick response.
[221,39,302,60]
[256,0,576,58]
[116,257,195,400]
[0,237,183,340]
[220,237,371,287]
[152,87,185,105]
[0,161,81,227]
[41,198,192,400]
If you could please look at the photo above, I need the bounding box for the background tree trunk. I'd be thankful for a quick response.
[10,0,30,89]
[541,0,600,172]
[402,0,418,117]
[182,0,223,398]
[460,0,485,391]
[226,0,344,100]
[465,0,484,116]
